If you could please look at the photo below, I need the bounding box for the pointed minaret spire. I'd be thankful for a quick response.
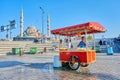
[20,9,24,37]
[47,14,50,37]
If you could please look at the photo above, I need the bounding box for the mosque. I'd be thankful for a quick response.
[13,9,51,41]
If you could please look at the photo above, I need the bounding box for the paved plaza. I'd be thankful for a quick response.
[0,53,120,80]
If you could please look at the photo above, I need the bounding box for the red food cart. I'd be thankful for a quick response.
[51,22,106,70]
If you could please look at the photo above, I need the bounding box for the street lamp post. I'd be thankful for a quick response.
[6,25,9,39]
[40,7,45,43]
[1,20,15,40]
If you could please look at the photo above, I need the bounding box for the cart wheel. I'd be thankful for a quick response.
[68,56,80,70]
[81,63,89,67]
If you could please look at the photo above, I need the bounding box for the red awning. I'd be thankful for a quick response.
[51,22,106,37]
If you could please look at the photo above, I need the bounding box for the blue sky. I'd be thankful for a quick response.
[0,0,120,39]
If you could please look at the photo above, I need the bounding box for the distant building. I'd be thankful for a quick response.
[13,9,41,41]
[13,25,41,41]
[47,15,50,37]
[20,9,24,37]
[23,25,41,37]
[13,9,51,41]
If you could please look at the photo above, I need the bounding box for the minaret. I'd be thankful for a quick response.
[47,15,50,37]
[20,9,24,37]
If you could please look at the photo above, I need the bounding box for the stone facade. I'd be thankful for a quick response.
[23,25,41,37]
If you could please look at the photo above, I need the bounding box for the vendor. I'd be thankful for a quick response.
[78,36,87,48]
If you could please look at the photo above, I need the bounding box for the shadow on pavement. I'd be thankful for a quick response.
[0,61,24,68]
[23,62,53,70]
[0,61,119,80]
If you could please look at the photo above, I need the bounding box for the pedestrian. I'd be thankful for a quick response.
[99,40,102,45]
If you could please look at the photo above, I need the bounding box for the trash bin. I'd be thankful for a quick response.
[44,47,47,53]
[96,46,101,53]
[53,55,61,67]
[107,47,113,55]
[92,46,101,53]
[12,48,20,55]
[19,48,24,56]
[30,47,37,54]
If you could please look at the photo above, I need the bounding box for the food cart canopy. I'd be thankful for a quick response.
[51,22,106,37]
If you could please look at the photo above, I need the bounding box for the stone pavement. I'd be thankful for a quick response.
[0,53,120,80]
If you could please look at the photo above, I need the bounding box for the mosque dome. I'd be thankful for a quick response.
[23,25,41,37]
[26,25,37,34]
